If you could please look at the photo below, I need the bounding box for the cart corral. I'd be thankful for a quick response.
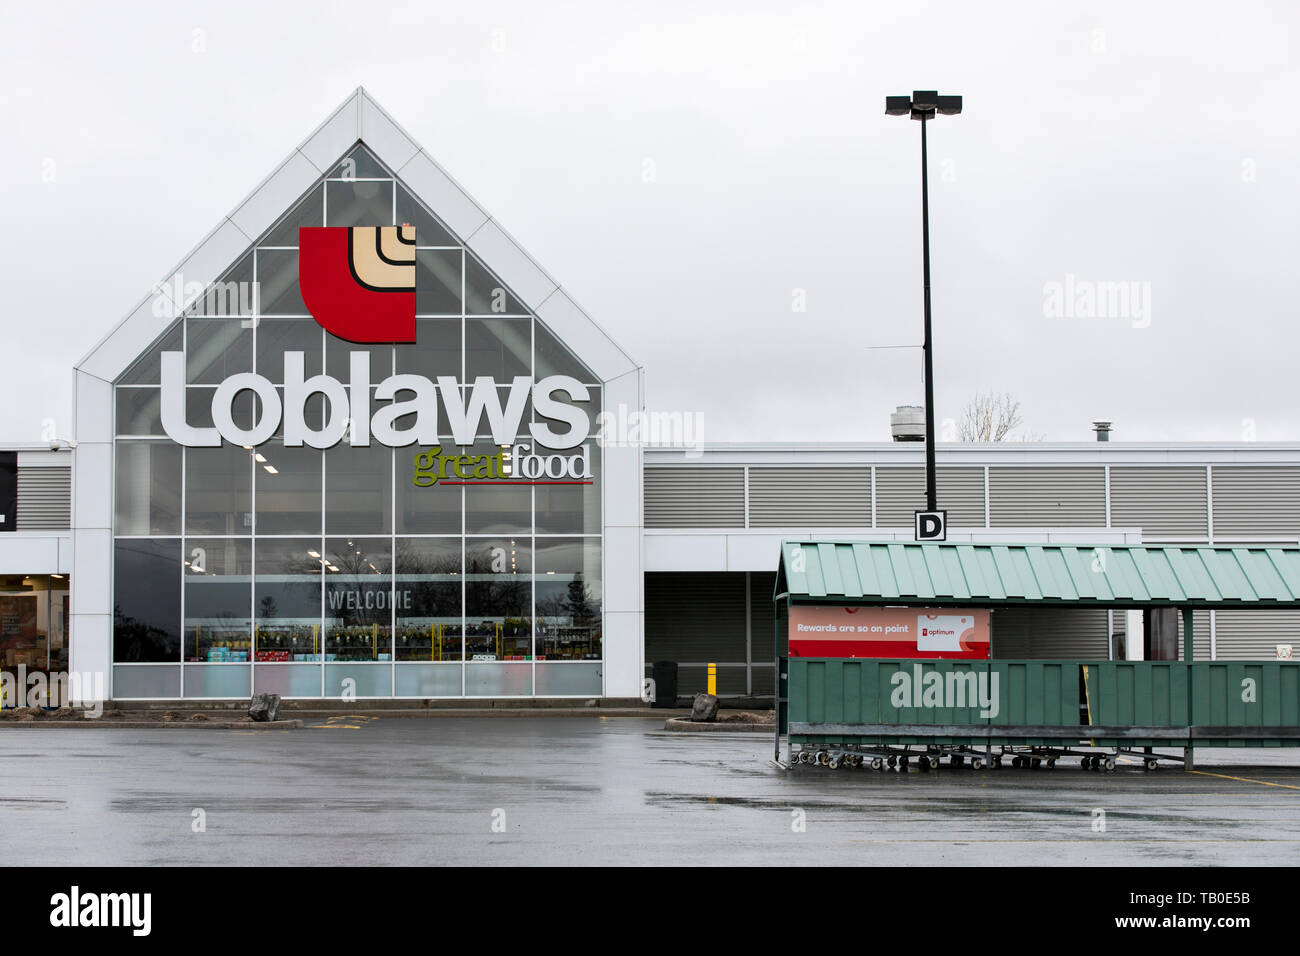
[774,541,1300,772]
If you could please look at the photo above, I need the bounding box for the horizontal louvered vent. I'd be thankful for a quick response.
[1110,467,1208,539]
[989,466,1106,527]
[17,467,70,530]
[874,467,985,528]
[1212,467,1300,540]
[748,467,869,527]
[644,467,744,528]
[1212,609,1300,661]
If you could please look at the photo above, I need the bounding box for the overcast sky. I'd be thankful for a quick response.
[2,0,1296,445]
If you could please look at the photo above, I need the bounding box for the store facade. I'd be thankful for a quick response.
[71,90,645,701]
[58,91,1300,704]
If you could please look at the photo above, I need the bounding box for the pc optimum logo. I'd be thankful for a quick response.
[159,226,593,486]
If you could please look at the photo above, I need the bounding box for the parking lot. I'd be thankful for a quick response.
[4,716,1299,866]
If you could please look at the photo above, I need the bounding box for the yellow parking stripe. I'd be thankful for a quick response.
[1188,770,1300,791]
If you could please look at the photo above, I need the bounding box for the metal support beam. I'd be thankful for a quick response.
[1184,607,1195,770]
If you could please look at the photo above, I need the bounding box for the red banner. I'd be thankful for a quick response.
[788,606,990,660]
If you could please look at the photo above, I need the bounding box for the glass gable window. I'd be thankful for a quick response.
[254,537,323,662]
[535,538,602,661]
[110,143,603,698]
[115,440,182,536]
[465,537,532,662]
[184,538,252,663]
[395,537,462,662]
[323,537,393,662]
[113,539,182,663]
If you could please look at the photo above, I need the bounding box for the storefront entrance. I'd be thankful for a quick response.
[0,573,69,706]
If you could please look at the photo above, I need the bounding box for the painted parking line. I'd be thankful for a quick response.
[308,715,381,730]
[1188,769,1300,791]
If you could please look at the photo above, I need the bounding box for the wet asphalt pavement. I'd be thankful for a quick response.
[4,716,1299,865]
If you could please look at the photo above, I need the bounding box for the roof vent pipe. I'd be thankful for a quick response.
[1093,421,1112,442]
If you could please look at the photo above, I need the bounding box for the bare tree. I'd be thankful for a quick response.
[956,391,1041,442]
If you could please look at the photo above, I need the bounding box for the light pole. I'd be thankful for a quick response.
[886,91,961,515]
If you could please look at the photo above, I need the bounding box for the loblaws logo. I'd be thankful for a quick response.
[158,225,595,481]
[299,225,416,342]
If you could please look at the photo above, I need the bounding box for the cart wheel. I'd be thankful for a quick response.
[1144,758,1157,772]
[1011,756,1022,768]
[951,755,964,766]
[993,756,1003,768]
[828,755,841,769]
[1031,758,1041,769]
[928,755,940,769]
[886,756,896,769]
[1104,756,1116,772]
[972,757,985,770]
[817,751,830,766]
[871,758,883,771]
[1081,757,1091,769]
[898,757,909,770]
[1046,758,1056,769]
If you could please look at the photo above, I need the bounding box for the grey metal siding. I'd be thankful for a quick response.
[874,466,985,528]
[16,466,71,530]
[1212,466,1300,539]
[989,466,1106,527]
[992,606,1110,659]
[1110,466,1208,539]
[748,467,869,527]
[644,572,747,662]
[644,466,744,528]
[1211,609,1300,660]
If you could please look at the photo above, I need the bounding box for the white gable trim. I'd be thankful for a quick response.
[75,87,639,384]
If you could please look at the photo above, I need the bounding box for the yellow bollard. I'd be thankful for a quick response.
[707,662,716,696]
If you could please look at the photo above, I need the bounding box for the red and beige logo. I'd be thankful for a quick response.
[298,225,416,343]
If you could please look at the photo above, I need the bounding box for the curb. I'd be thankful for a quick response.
[286,708,688,719]
[105,708,690,720]
[664,716,775,733]
[0,719,304,730]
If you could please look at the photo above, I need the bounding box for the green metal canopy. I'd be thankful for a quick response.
[774,541,1300,609]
